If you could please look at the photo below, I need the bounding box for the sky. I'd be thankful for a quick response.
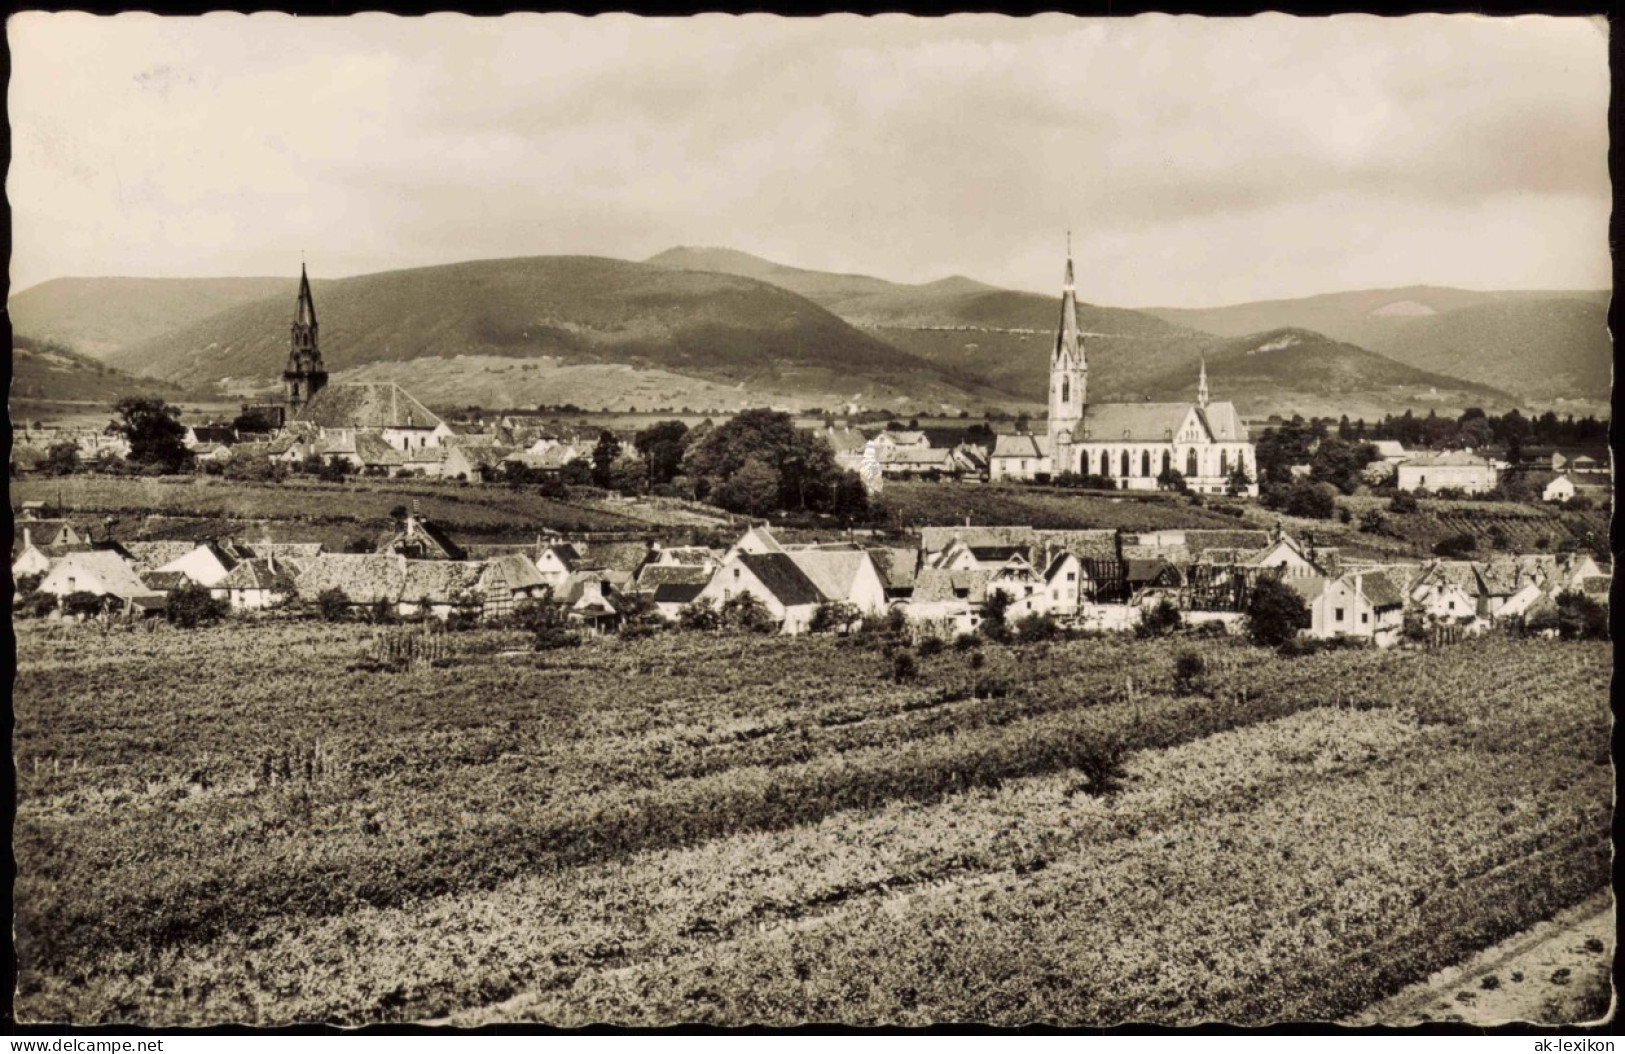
[7,13,1612,307]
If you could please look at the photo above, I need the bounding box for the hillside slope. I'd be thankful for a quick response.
[1142,287,1611,405]
[1139,329,1518,419]
[102,256,1002,408]
[9,276,291,357]
[10,335,182,405]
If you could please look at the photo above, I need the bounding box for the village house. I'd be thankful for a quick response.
[37,550,167,615]
[398,561,486,620]
[1370,440,1411,465]
[558,571,632,633]
[652,581,707,621]
[533,543,586,590]
[377,511,467,561]
[1407,562,1480,624]
[294,553,409,612]
[696,551,825,634]
[1288,570,1405,647]
[211,558,299,611]
[476,553,549,620]
[786,549,890,615]
[1395,450,1499,494]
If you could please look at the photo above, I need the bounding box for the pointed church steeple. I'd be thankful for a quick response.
[284,262,328,415]
[1048,233,1088,460]
[1197,353,1210,409]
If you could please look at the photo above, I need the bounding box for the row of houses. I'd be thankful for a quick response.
[14,504,1610,646]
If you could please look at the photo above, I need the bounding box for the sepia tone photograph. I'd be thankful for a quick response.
[6,11,1615,1029]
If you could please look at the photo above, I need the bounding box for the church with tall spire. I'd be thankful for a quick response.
[990,240,1258,496]
[283,263,328,413]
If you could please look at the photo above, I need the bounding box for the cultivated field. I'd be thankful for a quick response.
[10,475,732,545]
[877,481,1257,532]
[12,623,1611,1026]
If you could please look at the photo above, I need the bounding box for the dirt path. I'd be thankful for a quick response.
[1348,892,1615,1026]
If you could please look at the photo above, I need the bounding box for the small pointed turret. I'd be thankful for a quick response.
[1197,353,1210,409]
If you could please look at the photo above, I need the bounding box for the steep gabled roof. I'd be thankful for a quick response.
[653,581,707,605]
[140,570,194,592]
[637,563,713,590]
[215,558,298,593]
[920,526,1037,554]
[867,547,920,591]
[738,552,825,607]
[482,553,547,592]
[1358,573,1404,609]
[911,567,994,604]
[50,550,158,599]
[1403,450,1495,468]
[990,433,1049,460]
[295,383,443,430]
[117,541,201,573]
[294,554,407,605]
[1078,403,1197,443]
[787,550,875,602]
[401,561,486,604]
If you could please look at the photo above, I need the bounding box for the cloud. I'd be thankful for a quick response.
[7,12,1610,304]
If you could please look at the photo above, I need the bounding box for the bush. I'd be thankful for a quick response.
[61,591,107,619]
[678,597,721,632]
[916,636,947,659]
[1074,737,1128,798]
[1554,590,1609,641]
[165,583,228,628]
[1388,491,1420,514]
[1135,599,1182,639]
[1015,612,1061,643]
[1358,509,1386,534]
[810,601,862,634]
[316,588,350,623]
[891,650,918,684]
[1173,650,1206,696]
[1432,533,1477,559]
[1245,576,1309,648]
[720,592,778,634]
[952,632,983,651]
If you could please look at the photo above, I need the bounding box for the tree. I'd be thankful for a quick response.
[1309,439,1379,495]
[1245,576,1309,648]
[1135,599,1182,639]
[1388,490,1420,514]
[1156,467,1188,493]
[1267,479,1337,520]
[1456,417,1494,451]
[61,591,108,619]
[633,420,691,487]
[1015,611,1061,643]
[166,582,228,628]
[591,431,623,488]
[1432,533,1477,559]
[316,587,350,622]
[713,457,782,517]
[810,600,862,634]
[232,408,279,434]
[980,590,1014,642]
[720,592,777,633]
[43,442,81,477]
[1358,508,1386,534]
[682,408,845,515]
[1553,590,1609,641]
[679,597,721,632]
[1225,464,1253,497]
[1173,650,1207,696]
[114,397,191,472]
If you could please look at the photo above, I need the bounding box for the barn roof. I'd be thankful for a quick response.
[117,541,202,573]
[50,550,159,600]
[637,563,713,590]
[401,561,486,604]
[787,550,875,602]
[653,582,707,605]
[911,567,994,604]
[482,553,546,592]
[294,554,407,605]
[215,558,298,593]
[737,552,825,607]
